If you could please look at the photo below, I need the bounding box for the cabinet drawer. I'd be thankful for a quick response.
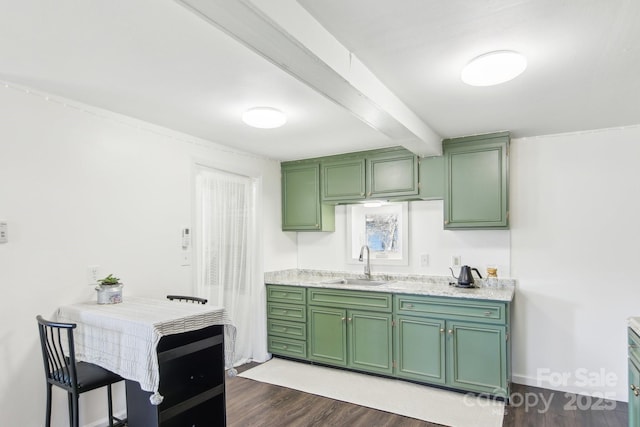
[630,328,640,367]
[268,336,307,358]
[267,302,306,322]
[268,318,307,340]
[308,288,392,312]
[395,294,506,324]
[267,285,306,304]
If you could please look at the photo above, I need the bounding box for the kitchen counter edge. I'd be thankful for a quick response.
[264,269,515,302]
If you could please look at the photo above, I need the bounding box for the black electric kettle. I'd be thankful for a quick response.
[450,265,482,288]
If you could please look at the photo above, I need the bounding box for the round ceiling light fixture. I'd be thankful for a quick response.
[461,50,527,87]
[242,107,287,129]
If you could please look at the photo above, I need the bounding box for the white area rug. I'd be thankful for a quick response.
[239,358,504,427]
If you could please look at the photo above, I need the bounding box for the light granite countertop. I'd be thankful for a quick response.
[629,317,640,336]
[265,269,515,302]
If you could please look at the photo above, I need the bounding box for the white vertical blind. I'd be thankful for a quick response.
[196,166,268,366]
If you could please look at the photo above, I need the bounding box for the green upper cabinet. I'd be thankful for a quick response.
[281,162,335,231]
[418,156,444,200]
[320,147,419,203]
[321,158,366,202]
[443,131,509,229]
[367,150,419,199]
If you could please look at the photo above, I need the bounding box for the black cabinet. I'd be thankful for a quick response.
[126,325,226,426]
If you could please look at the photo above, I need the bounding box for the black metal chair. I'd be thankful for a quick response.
[166,295,208,304]
[36,315,126,427]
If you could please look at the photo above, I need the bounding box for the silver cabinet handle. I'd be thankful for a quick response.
[484,311,492,316]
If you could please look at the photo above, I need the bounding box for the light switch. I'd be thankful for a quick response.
[0,221,7,243]
[420,253,429,267]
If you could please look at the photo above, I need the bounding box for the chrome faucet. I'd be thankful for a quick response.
[359,245,371,279]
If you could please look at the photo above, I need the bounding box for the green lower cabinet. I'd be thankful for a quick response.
[308,306,348,366]
[448,321,507,396]
[629,328,640,426]
[395,315,446,384]
[268,335,307,359]
[348,310,393,375]
[308,306,393,375]
[267,285,511,399]
[630,358,640,426]
[266,284,308,359]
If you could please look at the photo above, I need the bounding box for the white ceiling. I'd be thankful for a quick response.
[1,0,639,161]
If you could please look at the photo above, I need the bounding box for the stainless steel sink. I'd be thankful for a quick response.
[321,278,387,286]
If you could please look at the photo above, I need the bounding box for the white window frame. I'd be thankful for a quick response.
[346,202,409,266]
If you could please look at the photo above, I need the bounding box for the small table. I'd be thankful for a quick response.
[56,297,235,426]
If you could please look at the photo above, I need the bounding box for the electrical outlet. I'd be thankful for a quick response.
[451,255,461,267]
[87,265,100,285]
[420,253,429,267]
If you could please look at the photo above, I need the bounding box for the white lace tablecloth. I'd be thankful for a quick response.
[55,297,236,404]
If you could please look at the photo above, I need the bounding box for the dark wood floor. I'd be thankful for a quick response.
[226,362,628,427]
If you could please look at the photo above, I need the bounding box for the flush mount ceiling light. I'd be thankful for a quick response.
[461,50,527,87]
[241,107,287,129]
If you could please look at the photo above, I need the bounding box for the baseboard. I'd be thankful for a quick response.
[512,373,627,403]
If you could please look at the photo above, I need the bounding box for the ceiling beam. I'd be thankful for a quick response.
[176,0,442,156]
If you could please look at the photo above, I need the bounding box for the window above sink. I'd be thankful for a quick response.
[347,202,408,266]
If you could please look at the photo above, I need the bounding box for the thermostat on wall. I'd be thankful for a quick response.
[0,221,7,243]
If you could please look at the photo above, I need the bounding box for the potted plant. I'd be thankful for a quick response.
[95,274,124,304]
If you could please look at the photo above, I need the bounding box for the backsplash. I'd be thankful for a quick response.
[295,201,511,277]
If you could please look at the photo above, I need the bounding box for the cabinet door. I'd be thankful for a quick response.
[281,163,335,231]
[395,315,445,384]
[630,359,640,427]
[443,132,509,229]
[447,321,507,396]
[418,156,444,200]
[308,306,347,366]
[348,310,393,375]
[367,151,419,198]
[321,158,366,202]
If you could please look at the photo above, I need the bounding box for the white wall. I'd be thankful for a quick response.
[0,83,296,427]
[297,201,511,278]
[510,126,640,402]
